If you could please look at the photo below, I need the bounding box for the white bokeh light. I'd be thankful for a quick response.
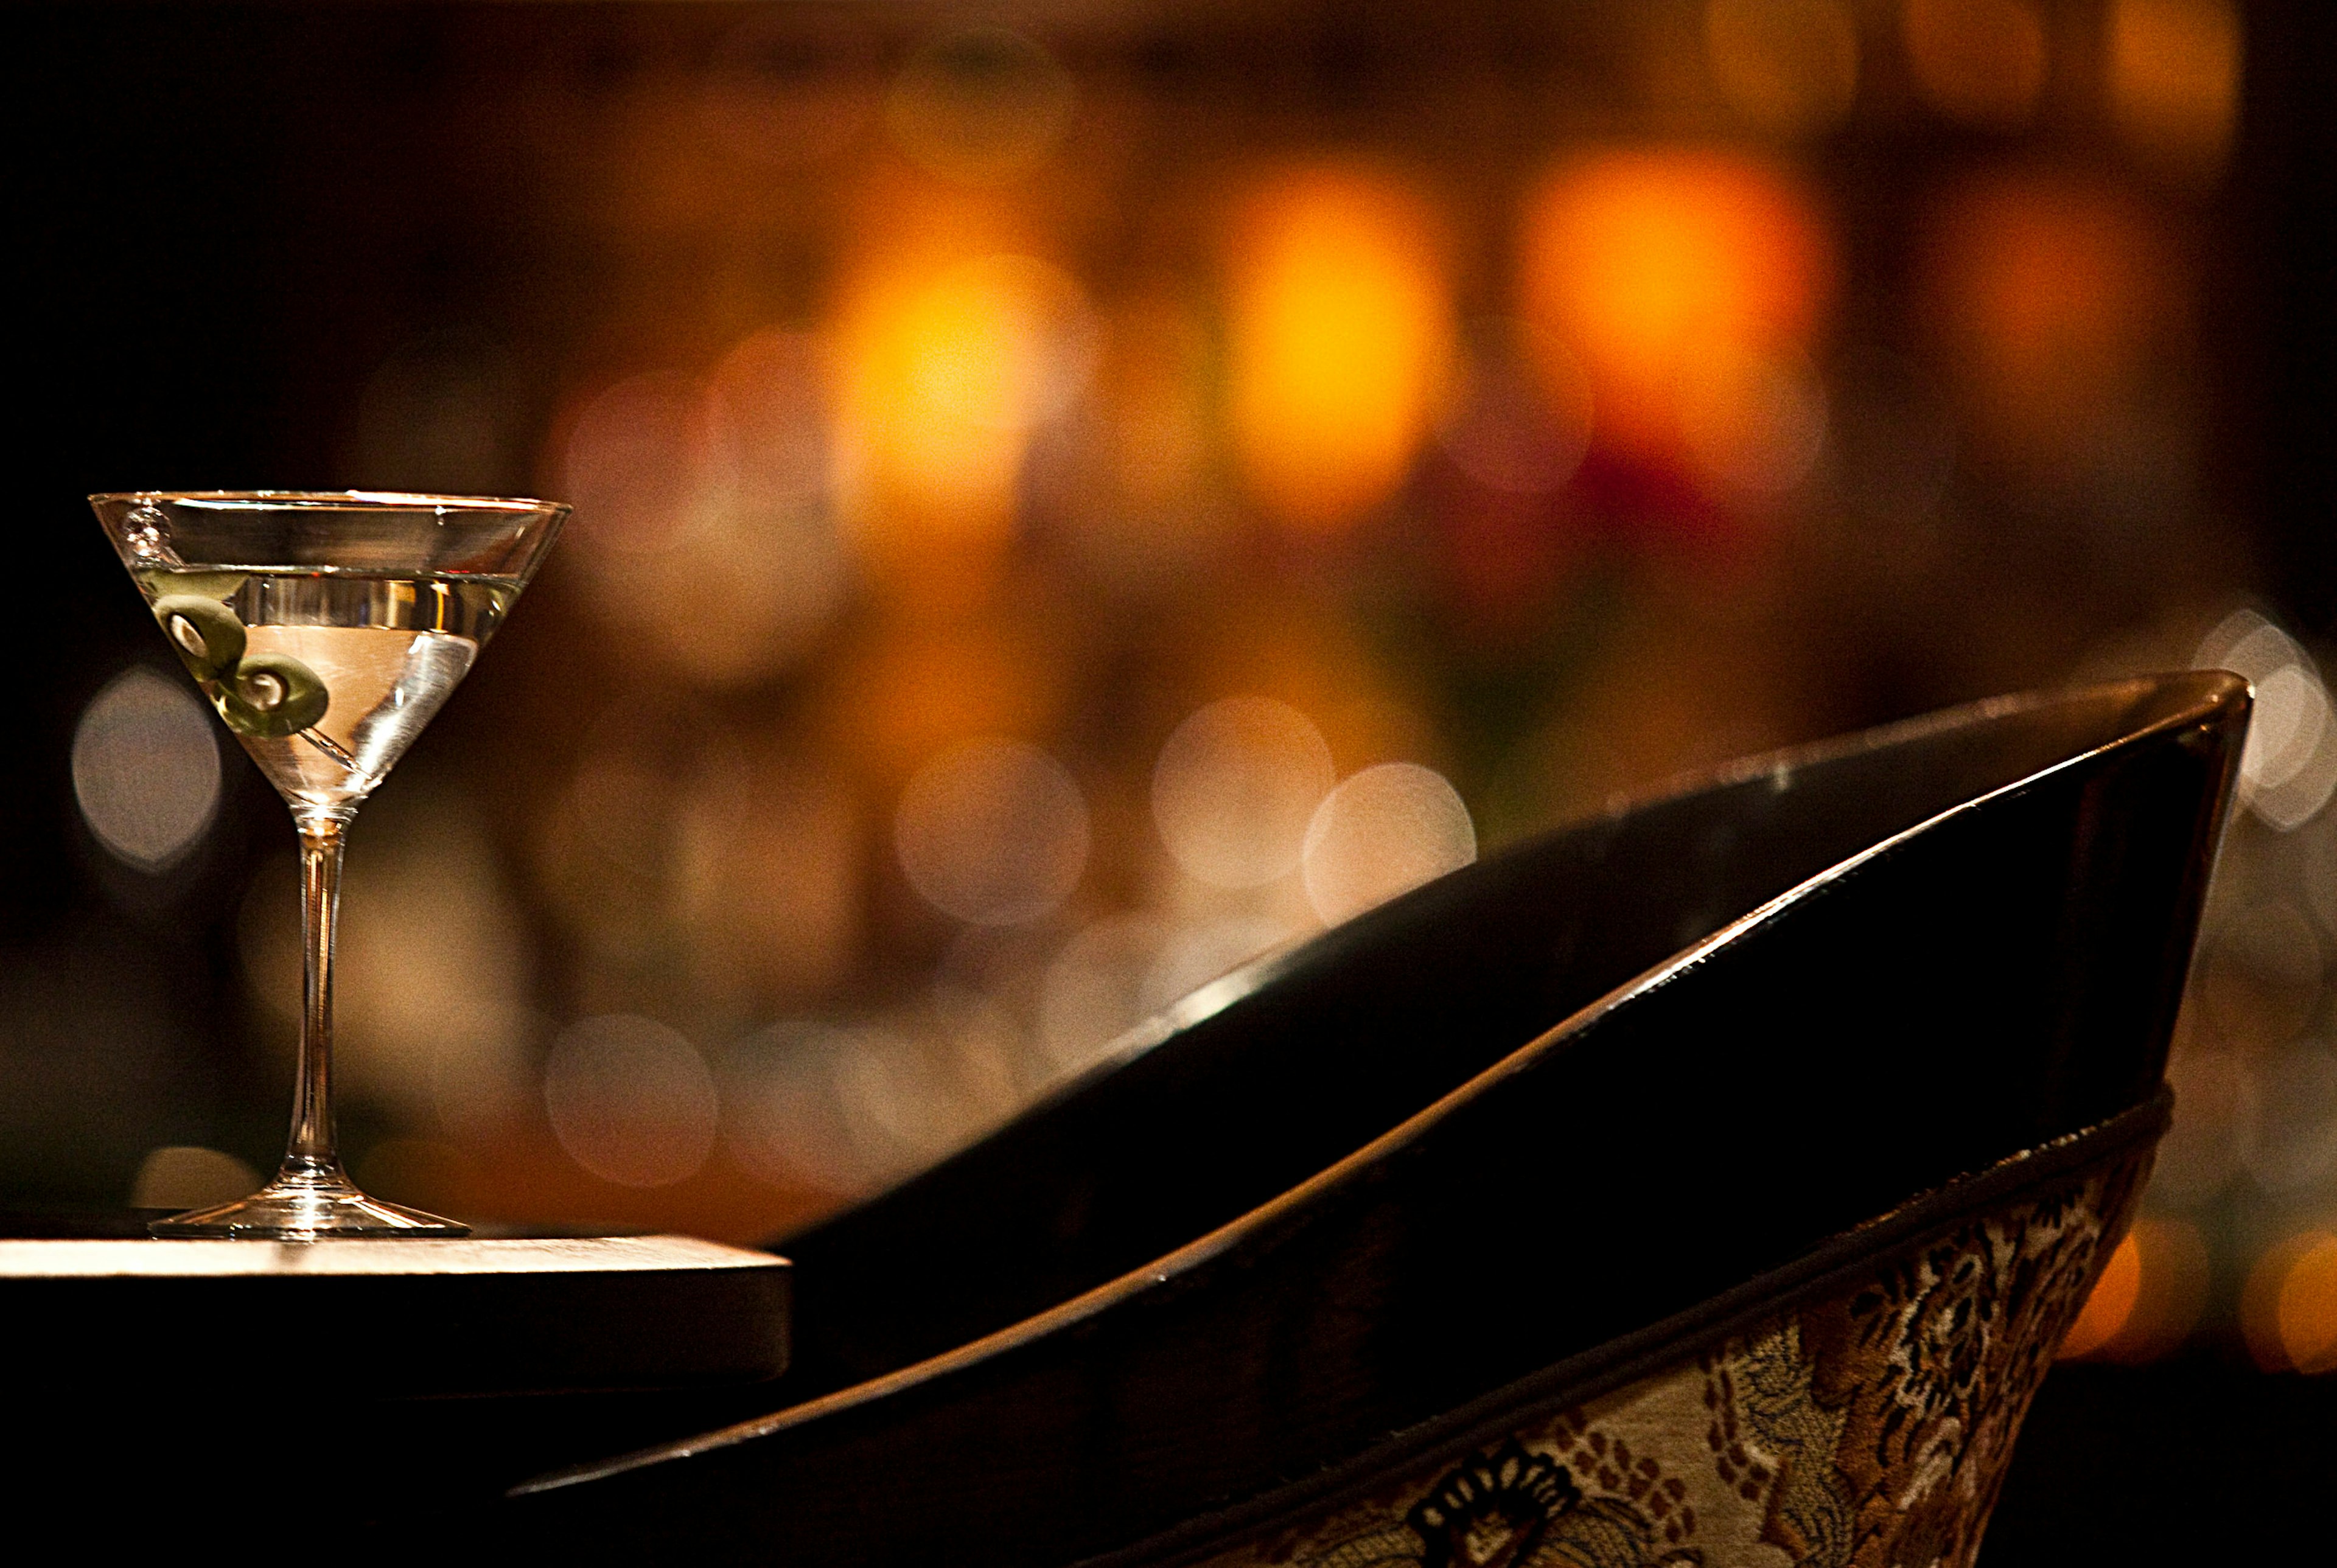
[1036,911,1304,1078]
[1039,914,1168,1075]
[1434,321,1593,495]
[1301,762,1477,925]
[558,340,851,688]
[828,1023,1002,1183]
[71,667,221,871]
[1144,913,1298,1012]
[725,1021,875,1193]
[896,738,1089,924]
[2239,1042,2337,1195]
[2196,609,2337,831]
[1679,340,1829,498]
[543,1014,719,1188]
[1151,696,1336,889]
[561,371,713,561]
[2153,1047,2246,1206]
[727,1012,1016,1195]
[128,1145,260,1210]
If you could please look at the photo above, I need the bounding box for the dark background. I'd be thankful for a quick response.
[5,4,2334,1549]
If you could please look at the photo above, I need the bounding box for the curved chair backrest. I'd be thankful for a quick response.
[775,673,2242,1396]
[504,672,2244,1563]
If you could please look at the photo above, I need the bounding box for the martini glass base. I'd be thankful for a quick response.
[149,1170,469,1239]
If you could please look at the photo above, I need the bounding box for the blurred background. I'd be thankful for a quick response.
[10,0,2337,1397]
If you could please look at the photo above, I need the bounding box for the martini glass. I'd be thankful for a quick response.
[90,491,567,1239]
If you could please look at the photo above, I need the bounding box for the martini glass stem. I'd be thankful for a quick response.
[286,807,351,1184]
[143,795,468,1235]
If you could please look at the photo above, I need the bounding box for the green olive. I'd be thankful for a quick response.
[139,569,248,603]
[216,652,330,738]
[151,595,247,680]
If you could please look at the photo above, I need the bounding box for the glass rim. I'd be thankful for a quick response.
[90,489,567,516]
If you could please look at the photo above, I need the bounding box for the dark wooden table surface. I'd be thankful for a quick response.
[0,1208,793,1520]
[2,1209,790,1399]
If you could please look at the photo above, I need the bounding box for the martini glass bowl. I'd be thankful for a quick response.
[90,491,567,1239]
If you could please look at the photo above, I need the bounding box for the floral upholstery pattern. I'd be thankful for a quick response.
[1202,1151,2147,1568]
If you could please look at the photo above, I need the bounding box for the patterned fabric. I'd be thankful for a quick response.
[1201,1152,2146,1568]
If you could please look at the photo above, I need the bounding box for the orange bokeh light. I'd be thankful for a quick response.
[817,609,1072,791]
[1184,594,1436,780]
[1704,0,1860,139]
[1923,174,2177,458]
[830,186,1094,593]
[1518,148,1836,460]
[1224,167,1455,535]
[2058,1230,2144,1359]
[2259,1231,2337,1374]
[2058,1216,2208,1362]
[1901,0,2050,131]
[2109,0,2243,186]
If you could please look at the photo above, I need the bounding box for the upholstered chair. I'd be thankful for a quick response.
[496,672,2244,1568]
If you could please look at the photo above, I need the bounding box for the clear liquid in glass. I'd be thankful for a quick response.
[135,567,516,811]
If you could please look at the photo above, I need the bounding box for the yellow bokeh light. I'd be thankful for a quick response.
[1226,169,1455,535]
[1704,0,1860,138]
[1519,148,1834,457]
[2109,0,2243,187]
[1902,0,2049,130]
[833,227,1095,588]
